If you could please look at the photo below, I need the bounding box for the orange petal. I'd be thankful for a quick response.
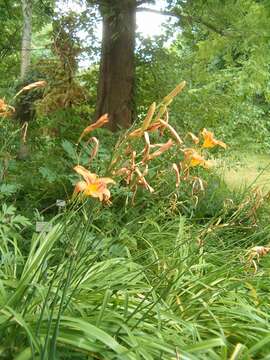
[215,140,227,149]
[73,180,87,195]
[100,177,116,185]
[202,128,227,149]
[84,182,112,201]
[0,98,15,117]
[74,165,97,184]
[184,149,206,167]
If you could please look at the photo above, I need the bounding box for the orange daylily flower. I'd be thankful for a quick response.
[77,114,109,143]
[0,99,7,113]
[202,128,227,149]
[73,165,115,202]
[0,98,15,117]
[184,149,212,169]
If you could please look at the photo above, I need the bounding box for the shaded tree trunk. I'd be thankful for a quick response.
[20,0,32,79]
[18,0,32,160]
[95,0,136,131]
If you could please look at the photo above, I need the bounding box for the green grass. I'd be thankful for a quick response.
[221,152,270,192]
[1,190,270,359]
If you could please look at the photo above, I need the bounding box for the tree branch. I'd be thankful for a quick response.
[195,18,224,35]
[136,7,175,17]
[136,0,155,6]
[136,7,225,36]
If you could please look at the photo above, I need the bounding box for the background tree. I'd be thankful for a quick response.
[85,0,157,131]
[20,0,33,79]
[0,1,21,95]
[94,0,136,131]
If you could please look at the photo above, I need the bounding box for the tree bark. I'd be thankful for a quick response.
[20,0,32,80]
[95,0,136,131]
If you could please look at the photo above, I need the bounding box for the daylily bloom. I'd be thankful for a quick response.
[73,165,115,202]
[0,98,15,117]
[184,149,212,169]
[0,99,7,113]
[77,114,109,143]
[202,128,227,149]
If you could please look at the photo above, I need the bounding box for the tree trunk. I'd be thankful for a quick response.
[95,0,136,131]
[18,0,32,160]
[20,0,32,80]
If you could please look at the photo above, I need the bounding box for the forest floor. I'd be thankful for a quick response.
[222,152,270,192]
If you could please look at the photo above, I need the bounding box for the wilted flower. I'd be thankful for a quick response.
[163,81,186,105]
[14,80,47,98]
[73,165,115,202]
[159,120,183,145]
[172,163,180,187]
[147,139,174,161]
[135,167,154,193]
[202,128,227,149]
[128,121,161,138]
[187,132,199,144]
[77,114,109,143]
[141,102,156,130]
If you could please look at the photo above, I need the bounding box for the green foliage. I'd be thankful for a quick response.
[0,187,270,359]
[135,0,270,150]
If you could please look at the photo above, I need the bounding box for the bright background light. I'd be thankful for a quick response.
[137,0,169,37]
[56,0,175,68]
[58,0,169,39]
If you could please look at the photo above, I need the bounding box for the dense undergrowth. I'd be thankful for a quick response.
[1,181,270,359]
[1,88,270,360]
